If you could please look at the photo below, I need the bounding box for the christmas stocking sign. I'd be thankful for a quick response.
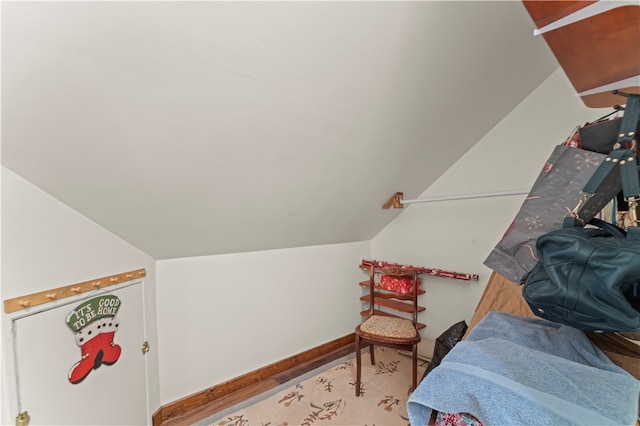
[65,294,122,384]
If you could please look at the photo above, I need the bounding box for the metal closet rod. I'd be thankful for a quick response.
[401,189,529,205]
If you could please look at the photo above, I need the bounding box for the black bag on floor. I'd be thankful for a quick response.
[421,320,467,381]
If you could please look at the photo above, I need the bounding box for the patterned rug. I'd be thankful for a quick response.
[205,347,428,426]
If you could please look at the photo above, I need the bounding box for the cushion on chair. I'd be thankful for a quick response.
[360,315,417,339]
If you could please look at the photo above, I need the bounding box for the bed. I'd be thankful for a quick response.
[407,272,640,426]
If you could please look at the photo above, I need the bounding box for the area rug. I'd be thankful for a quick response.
[207,347,428,426]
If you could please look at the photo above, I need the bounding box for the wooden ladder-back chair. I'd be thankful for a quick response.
[355,265,421,396]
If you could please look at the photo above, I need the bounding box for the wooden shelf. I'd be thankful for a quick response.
[360,309,426,330]
[522,0,640,108]
[360,294,425,314]
[358,264,426,331]
[358,280,425,296]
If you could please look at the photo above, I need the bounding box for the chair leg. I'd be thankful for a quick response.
[355,335,362,396]
[411,344,418,392]
[369,343,375,365]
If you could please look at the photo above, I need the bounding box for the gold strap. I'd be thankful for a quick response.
[570,192,594,221]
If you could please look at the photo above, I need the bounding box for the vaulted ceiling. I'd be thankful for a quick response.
[1,1,559,259]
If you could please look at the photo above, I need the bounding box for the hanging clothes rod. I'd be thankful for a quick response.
[383,189,529,208]
[401,189,529,205]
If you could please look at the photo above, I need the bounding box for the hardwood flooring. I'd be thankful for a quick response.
[160,343,355,426]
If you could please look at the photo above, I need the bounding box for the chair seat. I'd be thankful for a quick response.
[359,315,417,339]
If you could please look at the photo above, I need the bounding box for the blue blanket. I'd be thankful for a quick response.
[407,312,640,425]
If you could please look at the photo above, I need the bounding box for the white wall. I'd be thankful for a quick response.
[153,68,616,407]
[1,67,619,416]
[155,241,369,404]
[1,167,161,424]
[372,69,611,341]
[1,165,370,414]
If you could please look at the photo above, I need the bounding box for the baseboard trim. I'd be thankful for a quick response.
[152,333,355,425]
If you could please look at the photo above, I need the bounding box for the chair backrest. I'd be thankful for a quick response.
[367,265,420,325]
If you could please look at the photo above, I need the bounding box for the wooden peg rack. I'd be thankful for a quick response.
[3,268,146,314]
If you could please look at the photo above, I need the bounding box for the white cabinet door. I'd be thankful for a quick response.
[12,283,147,425]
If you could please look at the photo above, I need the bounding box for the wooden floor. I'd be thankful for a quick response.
[162,344,356,426]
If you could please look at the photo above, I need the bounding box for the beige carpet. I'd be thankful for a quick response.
[206,347,428,426]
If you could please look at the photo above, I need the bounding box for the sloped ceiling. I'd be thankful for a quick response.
[1,1,558,260]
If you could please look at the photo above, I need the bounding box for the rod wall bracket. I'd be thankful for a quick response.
[382,192,404,209]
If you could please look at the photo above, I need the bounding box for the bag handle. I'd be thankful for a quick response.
[587,217,627,238]
[573,92,640,225]
[563,216,628,239]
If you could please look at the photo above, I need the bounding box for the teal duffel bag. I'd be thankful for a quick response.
[523,217,640,332]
